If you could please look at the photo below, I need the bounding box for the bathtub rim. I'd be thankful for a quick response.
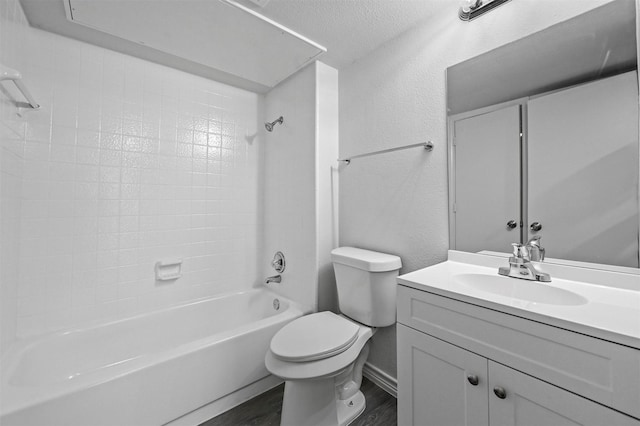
[6,287,291,348]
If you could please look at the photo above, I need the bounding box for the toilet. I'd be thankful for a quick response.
[265,247,402,426]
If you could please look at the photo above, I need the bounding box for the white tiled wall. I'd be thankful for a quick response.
[0,0,29,354]
[1,0,262,341]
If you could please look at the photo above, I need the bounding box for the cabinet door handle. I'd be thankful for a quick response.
[467,375,479,386]
[493,387,507,399]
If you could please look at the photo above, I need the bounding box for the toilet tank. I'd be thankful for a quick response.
[331,247,402,327]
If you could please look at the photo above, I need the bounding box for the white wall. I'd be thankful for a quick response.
[0,0,262,344]
[316,62,340,312]
[339,0,618,378]
[262,62,339,313]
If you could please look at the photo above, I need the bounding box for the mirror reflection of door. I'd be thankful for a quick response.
[452,104,521,253]
[528,71,639,268]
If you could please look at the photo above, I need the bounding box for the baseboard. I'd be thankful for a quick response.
[165,374,283,426]
[363,362,397,398]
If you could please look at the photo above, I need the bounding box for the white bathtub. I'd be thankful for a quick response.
[0,289,304,426]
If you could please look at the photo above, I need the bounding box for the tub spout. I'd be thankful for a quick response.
[265,275,281,285]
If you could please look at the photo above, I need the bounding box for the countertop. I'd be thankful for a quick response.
[398,251,640,350]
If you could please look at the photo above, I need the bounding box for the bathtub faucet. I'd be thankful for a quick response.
[265,275,281,285]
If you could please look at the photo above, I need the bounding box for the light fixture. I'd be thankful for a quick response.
[459,0,512,21]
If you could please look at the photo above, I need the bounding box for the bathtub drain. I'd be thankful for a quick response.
[273,298,280,310]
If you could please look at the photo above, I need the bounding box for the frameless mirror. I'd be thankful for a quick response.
[446,0,640,269]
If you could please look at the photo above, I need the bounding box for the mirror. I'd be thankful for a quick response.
[447,0,639,269]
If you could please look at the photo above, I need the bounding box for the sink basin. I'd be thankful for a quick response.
[454,273,589,306]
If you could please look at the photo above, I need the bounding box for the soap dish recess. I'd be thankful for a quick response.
[155,259,182,281]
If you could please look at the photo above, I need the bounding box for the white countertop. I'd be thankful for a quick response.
[397,251,640,349]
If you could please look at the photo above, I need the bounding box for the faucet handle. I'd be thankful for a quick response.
[511,243,529,260]
[526,235,545,261]
[526,235,542,246]
[271,251,286,273]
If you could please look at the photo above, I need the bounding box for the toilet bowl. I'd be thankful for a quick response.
[265,312,373,426]
[265,247,402,426]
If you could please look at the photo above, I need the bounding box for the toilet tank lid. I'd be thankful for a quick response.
[331,247,402,272]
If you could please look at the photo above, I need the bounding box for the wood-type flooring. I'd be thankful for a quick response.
[200,377,397,426]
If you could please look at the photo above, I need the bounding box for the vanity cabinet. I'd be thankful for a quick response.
[398,325,489,426]
[487,359,636,426]
[397,285,640,426]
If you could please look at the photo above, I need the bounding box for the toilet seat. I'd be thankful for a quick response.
[270,312,360,362]
[265,324,373,381]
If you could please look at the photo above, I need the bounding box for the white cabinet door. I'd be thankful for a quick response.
[488,361,639,426]
[453,104,522,253]
[397,324,489,426]
[527,71,639,267]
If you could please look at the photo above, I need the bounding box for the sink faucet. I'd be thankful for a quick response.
[265,275,281,285]
[498,243,551,282]
[525,235,545,262]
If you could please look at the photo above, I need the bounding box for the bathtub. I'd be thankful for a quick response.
[0,289,304,426]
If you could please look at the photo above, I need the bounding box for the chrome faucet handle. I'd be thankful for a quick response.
[526,235,541,246]
[271,258,282,269]
[271,251,286,273]
[525,235,545,262]
[511,243,529,260]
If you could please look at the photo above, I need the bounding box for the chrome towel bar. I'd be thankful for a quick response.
[338,141,433,165]
[0,64,40,110]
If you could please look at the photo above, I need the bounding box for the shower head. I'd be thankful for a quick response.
[265,116,284,132]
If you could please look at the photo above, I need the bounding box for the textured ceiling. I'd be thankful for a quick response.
[235,0,453,69]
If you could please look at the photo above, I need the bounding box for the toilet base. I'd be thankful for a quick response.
[280,380,366,426]
[337,390,365,426]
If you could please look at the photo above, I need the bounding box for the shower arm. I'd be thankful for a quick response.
[265,116,284,132]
